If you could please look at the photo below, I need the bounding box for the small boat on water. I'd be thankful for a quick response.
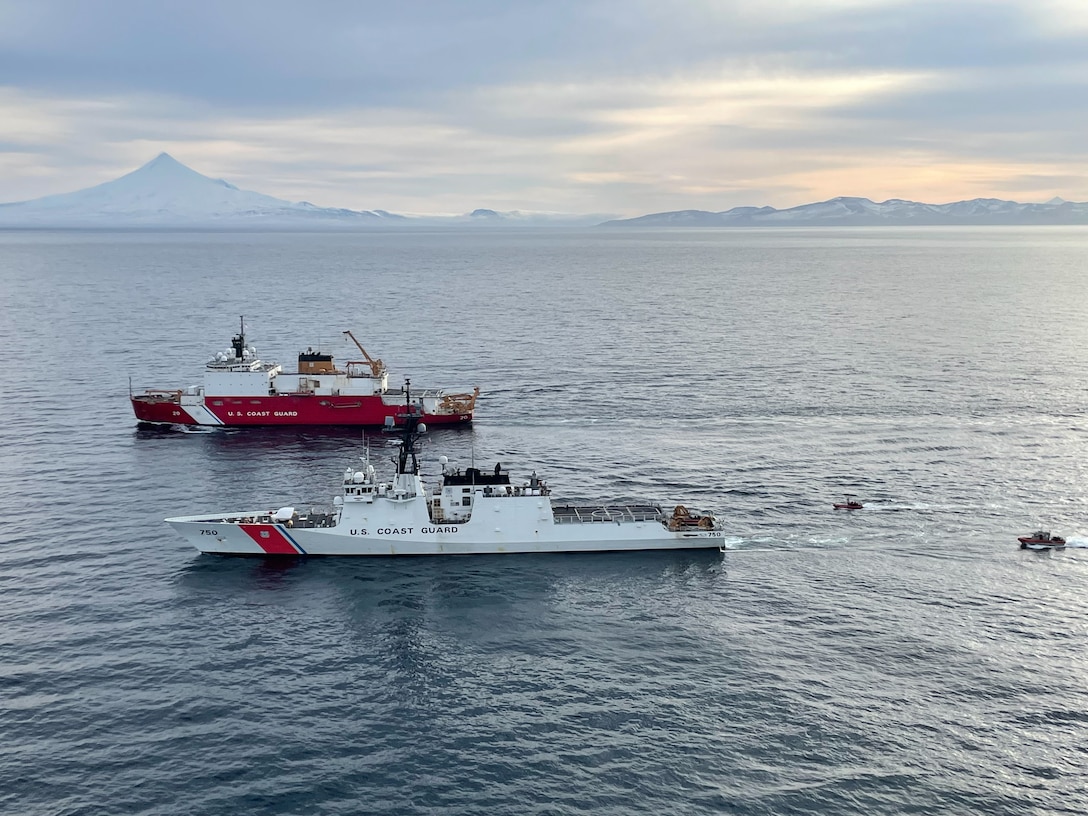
[165,382,725,556]
[131,317,478,428]
[833,495,863,510]
[1018,531,1066,550]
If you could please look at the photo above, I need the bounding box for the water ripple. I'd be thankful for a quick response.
[3,229,1088,815]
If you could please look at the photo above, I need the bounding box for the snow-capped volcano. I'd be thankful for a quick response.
[0,153,398,226]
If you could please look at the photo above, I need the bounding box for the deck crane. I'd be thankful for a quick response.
[342,330,386,377]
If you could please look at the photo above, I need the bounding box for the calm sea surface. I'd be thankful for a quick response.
[2,227,1088,815]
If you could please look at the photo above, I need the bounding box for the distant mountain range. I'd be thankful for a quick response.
[0,153,1084,228]
[600,196,1088,227]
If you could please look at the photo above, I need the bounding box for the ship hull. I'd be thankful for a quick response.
[165,516,724,556]
[132,393,472,427]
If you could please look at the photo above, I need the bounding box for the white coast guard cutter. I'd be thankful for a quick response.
[166,383,723,556]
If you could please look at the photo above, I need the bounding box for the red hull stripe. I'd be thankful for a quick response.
[240,524,301,554]
[277,525,307,555]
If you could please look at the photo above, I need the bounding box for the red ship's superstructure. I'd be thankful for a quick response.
[131,319,478,427]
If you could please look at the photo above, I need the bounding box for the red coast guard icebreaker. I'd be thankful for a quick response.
[131,318,478,427]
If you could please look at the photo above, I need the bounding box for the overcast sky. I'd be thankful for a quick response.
[1,0,1087,215]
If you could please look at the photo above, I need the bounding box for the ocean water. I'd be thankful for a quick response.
[1,226,1088,815]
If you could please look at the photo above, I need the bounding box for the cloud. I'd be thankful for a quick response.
[1,1,1087,212]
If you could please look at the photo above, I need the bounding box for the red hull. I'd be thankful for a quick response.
[131,394,191,424]
[131,393,472,427]
[1018,537,1065,547]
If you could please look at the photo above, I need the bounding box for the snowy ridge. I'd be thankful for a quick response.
[601,195,1088,227]
[426,208,610,226]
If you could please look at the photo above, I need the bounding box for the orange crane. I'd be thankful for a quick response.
[342,330,385,377]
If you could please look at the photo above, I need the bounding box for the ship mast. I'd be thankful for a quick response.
[395,379,423,476]
[231,315,246,360]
